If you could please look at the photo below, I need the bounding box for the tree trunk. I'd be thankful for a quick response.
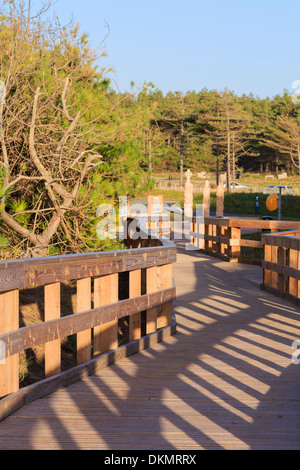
[227,129,231,193]
[180,120,184,187]
[232,133,235,192]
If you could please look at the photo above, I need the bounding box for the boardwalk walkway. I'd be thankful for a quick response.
[0,242,300,450]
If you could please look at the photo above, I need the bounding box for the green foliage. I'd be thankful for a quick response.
[0,1,155,258]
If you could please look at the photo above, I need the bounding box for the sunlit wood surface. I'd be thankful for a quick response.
[0,242,300,450]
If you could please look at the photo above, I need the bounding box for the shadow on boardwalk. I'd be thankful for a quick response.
[0,242,300,450]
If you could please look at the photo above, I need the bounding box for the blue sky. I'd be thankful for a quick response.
[49,0,300,98]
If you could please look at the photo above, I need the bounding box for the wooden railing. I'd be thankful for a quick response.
[261,230,300,305]
[0,218,176,421]
[191,216,300,264]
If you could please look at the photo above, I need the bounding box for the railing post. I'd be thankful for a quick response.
[221,226,226,255]
[157,264,173,329]
[271,245,278,289]
[278,247,286,292]
[289,249,298,297]
[0,290,19,397]
[204,222,211,252]
[129,270,142,341]
[77,277,92,364]
[94,273,119,355]
[45,282,61,378]
[146,266,158,334]
[230,227,241,260]
[263,242,272,287]
[212,223,217,253]
[216,224,222,254]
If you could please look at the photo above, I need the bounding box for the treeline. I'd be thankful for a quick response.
[139,86,300,183]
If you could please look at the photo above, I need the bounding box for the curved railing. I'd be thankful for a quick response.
[261,229,300,305]
[191,216,300,264]
[0,218,176,421]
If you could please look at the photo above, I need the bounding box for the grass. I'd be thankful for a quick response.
[225,193,300,220]
[139,188,184,203]
[152,171,300,190]
[141,188,300,221]
[193,191,300,219]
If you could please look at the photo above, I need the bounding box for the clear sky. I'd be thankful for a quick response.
[48,0,300,98]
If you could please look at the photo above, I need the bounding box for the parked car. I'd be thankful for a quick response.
[223,182,247,190]
[263,185,293,194]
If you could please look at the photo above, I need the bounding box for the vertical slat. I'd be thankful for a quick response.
[278,247,285,292]
[224,227,230,256]
[129,270,142,341]
[216,225,221,254]
[271,245,278,288]
[94,273,118,355]
[204,223,209,251]
[220,226,226,255]
[159,215,162,238]
[45,282,61,378]
[264,244,272,286]
[77,277,92,364]
[157,264,173,329]
[289,248,298,296]
[126,218,133,249]
[0,290,19,397]
[190,217,195,245]
[213,224,217,253]
[146,266,158,334]
[230,227,241,259]
[211,224,215,252]
[208,223,213,251]
[163,214,171,240]
[148,195,163,236]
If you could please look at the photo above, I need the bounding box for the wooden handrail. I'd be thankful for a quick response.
[0,245,176,292]
[191,216,300,265]
[0,216,177,421]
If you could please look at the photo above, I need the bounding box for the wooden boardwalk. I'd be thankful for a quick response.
[0,242,300,450]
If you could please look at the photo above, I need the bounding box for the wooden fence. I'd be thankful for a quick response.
[190,216,300,264]
[261,230,300,305]
[0,218,176,421]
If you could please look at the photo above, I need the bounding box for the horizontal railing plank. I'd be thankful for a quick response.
[239,240,262,248]
[229,219,300,231]
[261,260,300,281]
[0,287,176,358]
[202,235,262,248]
[262,233,300,249]
[202,216,300,231]
[0,247,176,292]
